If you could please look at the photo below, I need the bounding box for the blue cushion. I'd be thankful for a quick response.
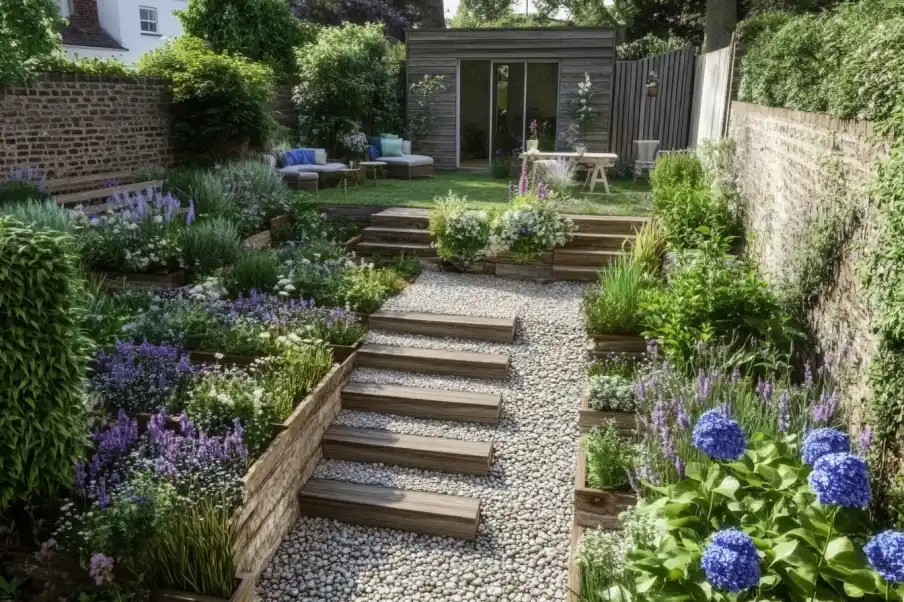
[367,136,383,155]
[289,148,316,166]
[367,145,379,161]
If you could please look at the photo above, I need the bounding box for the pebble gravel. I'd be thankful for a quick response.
[258,271,589,602]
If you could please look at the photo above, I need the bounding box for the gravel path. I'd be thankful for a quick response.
[259,272,589,602]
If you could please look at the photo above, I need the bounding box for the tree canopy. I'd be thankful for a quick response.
[0,0,63,85]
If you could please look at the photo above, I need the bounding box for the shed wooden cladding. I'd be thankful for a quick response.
[405,27,617,170]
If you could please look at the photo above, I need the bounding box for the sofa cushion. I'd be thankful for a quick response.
[279,163,346,174]
[277,168,319,180]
[367,136,383,155]
[280,148,315,167]
[380,133,400,139]
[379,154,433,167]
[381,138,403,157]
[402,140,412,155]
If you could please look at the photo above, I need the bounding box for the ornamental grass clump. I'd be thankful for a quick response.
[0,218,90,510]
[487,192,575,263]
[584,256,650,336]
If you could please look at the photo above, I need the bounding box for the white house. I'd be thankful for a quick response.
[57,0,186,64]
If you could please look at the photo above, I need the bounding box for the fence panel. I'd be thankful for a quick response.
[689,43,735,146]
[608,46,697,164]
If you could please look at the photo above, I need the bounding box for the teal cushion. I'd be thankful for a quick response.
[367,136,383,154]
[380,133,400,139]
[380,138,403,157]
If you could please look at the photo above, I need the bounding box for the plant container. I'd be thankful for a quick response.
[573,444,636,529]
[151,573,256,602]
[579,385,637,435]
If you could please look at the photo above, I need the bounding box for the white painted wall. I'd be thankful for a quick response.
[59,0,186,64]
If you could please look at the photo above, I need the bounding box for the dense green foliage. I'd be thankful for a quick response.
[584,256,651,336]
[294,23,403,149]
[178,0,314,78]
[33,53,131,77]
[0,0,62,85]
[0,218,88,509]
[138,37,276,158]
[585,421,634,490]
[616,33,687,60]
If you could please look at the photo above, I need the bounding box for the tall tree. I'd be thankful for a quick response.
[0,0,63,85]
[703,0,737,51]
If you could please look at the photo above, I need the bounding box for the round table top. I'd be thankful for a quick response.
[359,161,388,167]
[340,167,362,172]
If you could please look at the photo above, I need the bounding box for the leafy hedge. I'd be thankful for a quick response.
[138,36,276,159]
[0,218,89,509]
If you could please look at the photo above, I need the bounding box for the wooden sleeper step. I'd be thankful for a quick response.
[299,478,480,540]
[368,310,516,343]
[552,265,600,282]
[357,344,510,379]
[554,249,622,267]
[362,226,432,244]
[355,241,436,257]
[342,381,502,424]
[569,215,649,235]
[370,207,430,230]
[322,425,493,475]
[565,233,635,251]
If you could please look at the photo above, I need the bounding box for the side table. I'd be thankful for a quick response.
[359,161,388,186]
[337,167,361,193]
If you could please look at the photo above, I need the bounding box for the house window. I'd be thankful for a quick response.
[139,6,158,33]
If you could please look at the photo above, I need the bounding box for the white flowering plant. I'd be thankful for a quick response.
[341,130,369,156]
[570,72,597,146]
[487,193,575,263]
[81,188,193,274]
[428,192,492,266]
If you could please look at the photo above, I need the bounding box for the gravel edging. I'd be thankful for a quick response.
[259,271,590,602]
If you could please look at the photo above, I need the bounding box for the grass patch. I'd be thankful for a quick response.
[307,171,651,216]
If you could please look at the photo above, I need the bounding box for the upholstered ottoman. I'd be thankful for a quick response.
[279,170,319,191]
[380,155,435,179]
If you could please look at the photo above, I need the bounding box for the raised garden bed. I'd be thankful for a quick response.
[578,387,637,435]
[566,524,584,602]
[100,269,187,289]
[573,445,636,530]
[587,333,646,358]
[330,337,364,363]
[240,215,290,250]
[189,340,363,367]
[152,573,255,602]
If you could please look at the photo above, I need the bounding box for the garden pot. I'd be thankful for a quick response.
[578,385,638,435]
[526,139,539,152]
[99,269,186,290]
[573,445,636,529]
[574,145,587,156]
[646,83,658,97]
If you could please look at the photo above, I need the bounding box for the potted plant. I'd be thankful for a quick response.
[341,129,369,165]
[526,119,540,152]
[570,73,597,154]
[646,70,659,97]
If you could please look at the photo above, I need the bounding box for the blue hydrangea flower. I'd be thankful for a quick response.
[802,428,851,465]
[702,529,761,592]
[865,531,904,583]
[692,408,747,460]
[808,453,871,507]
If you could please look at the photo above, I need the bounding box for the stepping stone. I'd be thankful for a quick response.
[322,425,493,475]
[369,310,516,343]
[299,478,480,540]
[357,344,510,379]
[342,382,502,424]
[370,207,429,229]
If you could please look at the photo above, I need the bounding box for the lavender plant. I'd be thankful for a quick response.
[92,341,194,413]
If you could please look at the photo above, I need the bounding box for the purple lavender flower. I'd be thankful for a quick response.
[777,390,790,433]
[756,378,774,402]
[186,200,196,226]
[89,553,115,585]
[857,427,874,457]
[804,363,814,387]
[537,181,549,200]
[675,455,686,479]
[92,341,193,413]
[697,372,712,402]
[518,164,527,196]
[97,478,110,510]
[675,398,691,431]
[810,391,840,425]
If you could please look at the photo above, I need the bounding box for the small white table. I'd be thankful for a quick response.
[521,151,618,194]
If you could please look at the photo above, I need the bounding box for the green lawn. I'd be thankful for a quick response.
[306,171,652,216]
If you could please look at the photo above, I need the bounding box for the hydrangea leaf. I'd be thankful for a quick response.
[713,476,740,500]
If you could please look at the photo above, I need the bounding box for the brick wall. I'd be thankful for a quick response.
[729,102,891,417]
[0,73,174,183]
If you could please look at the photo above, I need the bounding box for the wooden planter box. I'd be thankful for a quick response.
[100,269,186,289]
[587,333,646,358]
[437,259,495,275]
[579,386,637,435]
[152,573,255,602]
[188,350,257,367]
[345,234,362,251]
[330,338,364,363]
[231,352,357,577]
[573,445,636,529]
[567,524,585,602]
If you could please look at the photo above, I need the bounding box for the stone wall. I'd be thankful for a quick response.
[728,102,891,417]
[0,73,174,182]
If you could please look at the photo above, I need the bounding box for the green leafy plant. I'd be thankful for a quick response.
[226,249,281,297]
[182,216,241,275]
[0,198,84,237]
[343,265,407,313]
[429,192,492,265]
[294,23,403,149]
[137,36,276,159]
[584,256,650,336]
[585,421,635,490]
[490,151,513,179]
[0,575,26,599]
[32,52,130,76]
[0,0,63,85]
[487,192,575,262]
[649,152,704,191]
[407,74,446,150]
[630,219,666,275]
[0,218,89,509]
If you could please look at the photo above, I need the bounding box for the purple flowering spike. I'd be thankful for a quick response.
[697,372,712,402]
[857,427,874,457]
[518,163,527,196]
[778,390,790,433]
[97,478,110,510]
[675,455,686,479]
[804,363,814,387]
[179,412,196,437]
[89,553,115,586]
[186,200,196,226]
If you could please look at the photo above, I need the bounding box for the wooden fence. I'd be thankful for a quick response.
[689,43,735,146]
[608,46,697,164]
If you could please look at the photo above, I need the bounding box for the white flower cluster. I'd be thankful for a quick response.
[123,234,183,272]
[342,131,369,154]
[188,276,227,302]
[486,197,575,261]
[587,373,638,412]
[430,194,492,264]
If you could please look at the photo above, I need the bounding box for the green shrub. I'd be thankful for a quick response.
[616,33,686,60]
[137,36,276,159]
[182,216,241,275]
[294,23,403,148]
[630,219,666,275]
[225,249,280,296]
[0,218,89,509]
[0,198,83,235]
[584,256,650,336]
[177,0,314,78]
[641,240,801,370]
[652,182,738,250]
[343,265,407,313]
[585,421,634,490]
[32,52,130,76]
[0,0,63,85]
[429,192,492,265]
[649,153,704,191]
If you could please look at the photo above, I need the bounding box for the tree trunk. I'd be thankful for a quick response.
[703,0,736,52]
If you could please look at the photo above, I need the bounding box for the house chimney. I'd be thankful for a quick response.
[69,0,101,31]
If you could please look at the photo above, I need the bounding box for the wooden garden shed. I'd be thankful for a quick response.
[405,27,617,170]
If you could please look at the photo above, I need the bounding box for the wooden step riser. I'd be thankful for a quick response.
[370,217,430,230]
[356,244,437,258]
[369,316,515,343]
[363,230,433,244]
[564,237,634,251]
[553,253,621,267]
[358,352,509,379]
[342,392,501,424]
[299,495,479,539]
[322,439,492,475]
[552,267,600,282]
[571,219,648,235]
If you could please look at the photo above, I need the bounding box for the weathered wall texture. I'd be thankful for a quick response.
[729,102,890,416]
[0,73,174,182]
